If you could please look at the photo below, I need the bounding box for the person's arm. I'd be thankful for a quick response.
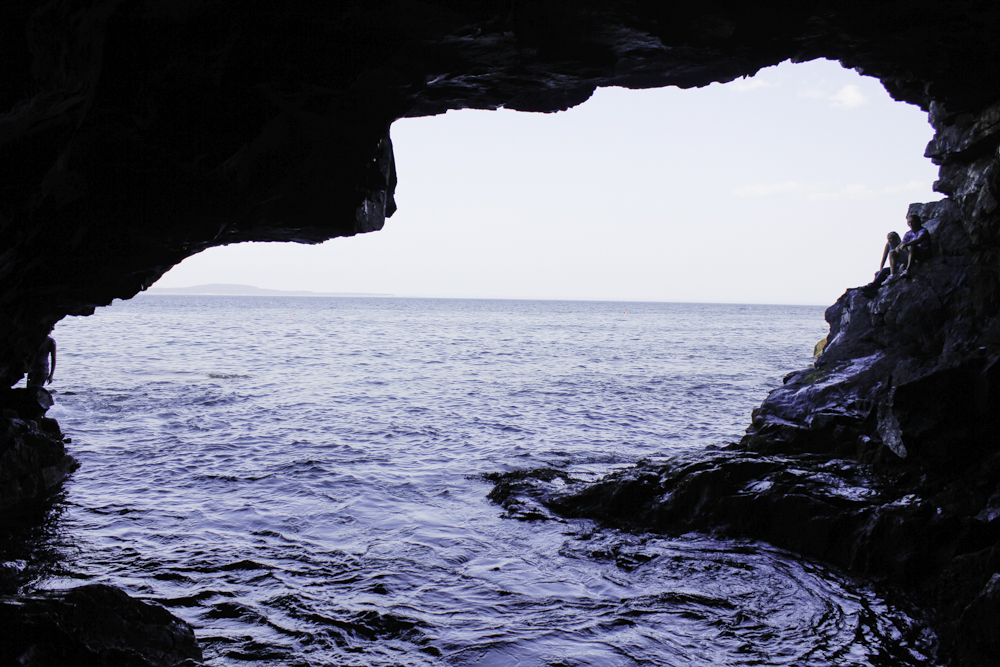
[47,339,56,384]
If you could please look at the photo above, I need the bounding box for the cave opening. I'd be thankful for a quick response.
[4,0,999,658]
[148,58,940,308]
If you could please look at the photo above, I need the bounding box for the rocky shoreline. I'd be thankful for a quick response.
[487,100,1000,667]
[5,108,1000,664]
[0,389,202,667]
[4,2,1000,665]
[0,389,78,512]
[486,444,1000,665]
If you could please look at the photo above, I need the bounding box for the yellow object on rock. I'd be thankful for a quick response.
[813,337,827,357]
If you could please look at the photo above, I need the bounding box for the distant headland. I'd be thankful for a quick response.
[146,283,393,297]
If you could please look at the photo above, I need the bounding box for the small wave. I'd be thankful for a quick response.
[208,373,251,379]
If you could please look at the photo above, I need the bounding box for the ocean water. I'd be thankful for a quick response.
[29,296,933,665]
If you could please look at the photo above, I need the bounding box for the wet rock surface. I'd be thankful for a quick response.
[0,392,198,667]
[0,584,203,667]
[487,446,1000,665]
[0,389,78,511]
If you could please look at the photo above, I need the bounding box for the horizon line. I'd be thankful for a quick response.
[145,284,829,308]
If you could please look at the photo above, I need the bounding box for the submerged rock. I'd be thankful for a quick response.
[490,451,999,582]
[0,584,203,667]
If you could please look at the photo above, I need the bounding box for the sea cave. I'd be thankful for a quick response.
[2,2,1000,665]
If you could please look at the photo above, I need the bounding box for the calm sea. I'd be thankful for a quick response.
[31,296,933,665]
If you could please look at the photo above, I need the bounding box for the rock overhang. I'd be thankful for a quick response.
[5,5,1000,661]
[2,0,1000,383]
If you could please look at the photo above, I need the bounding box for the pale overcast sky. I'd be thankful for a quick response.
[153,58,941,306]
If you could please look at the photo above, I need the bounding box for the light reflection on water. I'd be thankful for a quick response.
[33,296,934,665]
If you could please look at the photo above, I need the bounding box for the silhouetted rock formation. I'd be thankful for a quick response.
[0,584,203,667]
[0,388,77,510]
[488,444,1000,664]
[5,1,1000,665]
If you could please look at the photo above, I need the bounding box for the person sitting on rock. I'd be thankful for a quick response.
[880,231,903,275]
[861,231,902,295]
[26,336,56,387]
[889,213,932,278]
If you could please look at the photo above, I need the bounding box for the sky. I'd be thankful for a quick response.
[152,58,941,306]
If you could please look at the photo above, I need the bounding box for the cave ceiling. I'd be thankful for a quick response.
[3,0,1000,382]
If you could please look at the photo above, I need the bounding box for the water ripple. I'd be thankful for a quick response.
[20,296,936,665]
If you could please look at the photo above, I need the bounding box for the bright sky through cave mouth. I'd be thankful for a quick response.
[154,59,941,306]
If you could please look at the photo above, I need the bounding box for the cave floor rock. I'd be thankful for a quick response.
[486,446,1000,666]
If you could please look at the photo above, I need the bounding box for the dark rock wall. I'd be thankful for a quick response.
[0,583,203,666]
[3,0,1000,385]
[0,388,77,510]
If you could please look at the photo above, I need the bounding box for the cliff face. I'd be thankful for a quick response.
[744,100,1000,463]
[3,0,1000,385]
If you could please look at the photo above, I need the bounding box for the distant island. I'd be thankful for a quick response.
[146,283,393,297]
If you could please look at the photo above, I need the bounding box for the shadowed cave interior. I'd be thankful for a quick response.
[3,2,1000,665]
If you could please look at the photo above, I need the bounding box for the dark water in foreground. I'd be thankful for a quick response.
[18,297,935,665]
